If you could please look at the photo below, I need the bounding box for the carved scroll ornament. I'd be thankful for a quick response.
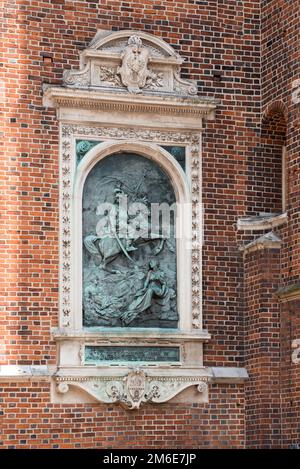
[56,369,209,409]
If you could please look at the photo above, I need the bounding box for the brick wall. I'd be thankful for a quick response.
[243,247,282,448]
[0,383,245,449]
[280,300,300,448]
[260,0,300,448]
[261,0,300,283]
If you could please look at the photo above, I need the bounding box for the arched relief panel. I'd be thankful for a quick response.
[72,141,191,332]
[82,153,179,330]
[44,29,218,407]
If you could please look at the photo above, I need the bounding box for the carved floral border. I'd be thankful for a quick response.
[60,124,202,329]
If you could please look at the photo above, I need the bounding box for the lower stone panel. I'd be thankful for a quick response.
[53,372,209,409]
[52,366,211,408]
[0,381,245,449]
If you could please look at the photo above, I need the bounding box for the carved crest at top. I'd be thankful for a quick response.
[63,30,198,96]
[117,35,159,93]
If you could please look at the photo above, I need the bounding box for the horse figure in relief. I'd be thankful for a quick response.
[84,185,174,274]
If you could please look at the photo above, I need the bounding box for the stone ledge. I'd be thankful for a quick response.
[51,328,211,342]
[237,212,287,231]
[239,231,282,256]
[43,86,217,123]
[210,366,249,384]
[277,283,300,302]
[0,365,54,382]
[0,365,248,384]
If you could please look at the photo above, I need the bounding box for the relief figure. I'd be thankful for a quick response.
[82,153,178,328]
[120,259,172,326]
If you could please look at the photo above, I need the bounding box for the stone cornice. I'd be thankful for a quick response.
[51,328,211,343]
[0,365,248,384]
[240,231,282,256]
[0,365,248,407]
[210,366,249,384]
[43,86,217,121]
[0,365,55,381]
[277,283,300,302]
[237,212,287,231]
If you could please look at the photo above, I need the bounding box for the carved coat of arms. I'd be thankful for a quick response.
[117,36,151,93]
[125,369,146,408]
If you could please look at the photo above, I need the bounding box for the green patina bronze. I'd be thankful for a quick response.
[82,152,178,328]
[76,141,186,170]
[85,345,180,363]
[76,140,101,163]
[161,146,186,172]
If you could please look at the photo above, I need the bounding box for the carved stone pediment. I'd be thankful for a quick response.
[63,30,198,96]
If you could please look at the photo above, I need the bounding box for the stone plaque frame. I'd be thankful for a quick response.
[44,30,217,407]
[74,139,190,330]
[83,345,181,365]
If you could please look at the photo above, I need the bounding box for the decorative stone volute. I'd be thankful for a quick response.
[62,29,198,96]
[55,368,210,409]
